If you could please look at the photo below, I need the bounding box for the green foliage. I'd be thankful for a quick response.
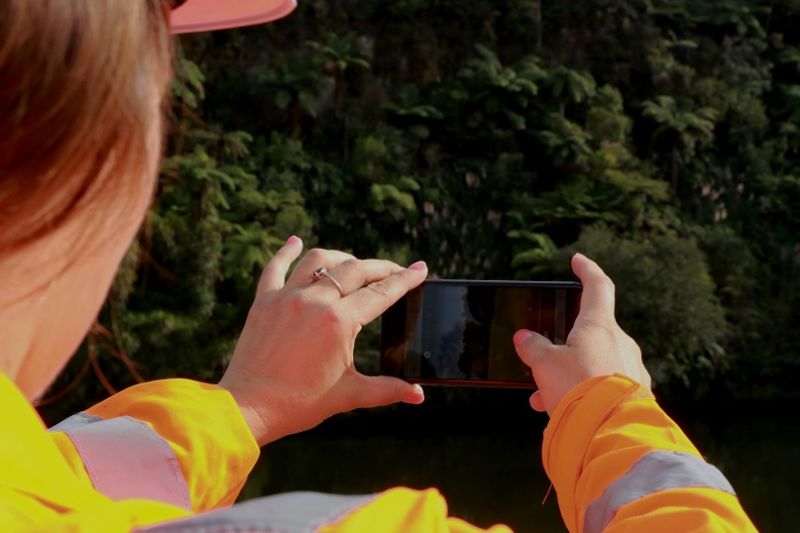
[641,95,718,152]
[586,86,631,144]
[172,56,205,109]
[546,66,597,113]
[40,0,800,420]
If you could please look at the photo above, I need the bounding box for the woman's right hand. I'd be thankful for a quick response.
[513,253,652,415]
[219,237,427,446]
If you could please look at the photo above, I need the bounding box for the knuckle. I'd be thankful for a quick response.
[581,316,616,336]
[380,386,400,405]
[305,248,326,262]
[541,343,559,357]
[599,323,618,338]
[366,280,393,299]
[369,380,401,406]
[393,268,416,285]
[288,289,314,312]
[528,340,555,360]
[340,258,359,270]
[319,304,346,330]
[379,259,402,270]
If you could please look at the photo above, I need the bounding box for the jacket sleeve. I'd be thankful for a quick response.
[542,374,757,533]
[48,379,260,513]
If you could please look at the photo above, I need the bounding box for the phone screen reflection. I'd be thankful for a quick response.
[404,285,577,382]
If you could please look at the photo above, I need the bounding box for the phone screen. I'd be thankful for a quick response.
[380,281,582,386]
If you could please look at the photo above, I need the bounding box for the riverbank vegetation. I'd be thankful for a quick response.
[40,0,800,418]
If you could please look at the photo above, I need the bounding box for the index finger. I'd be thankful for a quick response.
[284,248,356,289]
[571,253,616,321]
[342,261,428,324]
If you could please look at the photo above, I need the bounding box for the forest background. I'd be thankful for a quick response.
[39,1,799,531]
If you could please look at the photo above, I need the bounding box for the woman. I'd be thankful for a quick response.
[0,1,757,531]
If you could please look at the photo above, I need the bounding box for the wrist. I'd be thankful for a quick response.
[541,375,649,482]
[218,376,279,447]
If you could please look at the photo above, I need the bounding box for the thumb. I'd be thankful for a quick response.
[513,329,553,368]
[353,374,425,408]
[529,390,546,412]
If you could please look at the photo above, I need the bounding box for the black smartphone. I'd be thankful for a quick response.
[380,280,582,388]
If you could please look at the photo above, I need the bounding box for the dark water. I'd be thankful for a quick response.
[240,389,798,532]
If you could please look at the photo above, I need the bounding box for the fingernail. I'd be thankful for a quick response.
[286,235,300,245]
[411,384,425,403]
[573,252,585,259]
[514,329,533,345]
[408,260,427,271]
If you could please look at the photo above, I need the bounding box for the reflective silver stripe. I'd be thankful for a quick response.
[139,492,376,533]
[584,450,736,533]
[49,412,102,432]
[49,414,191,510]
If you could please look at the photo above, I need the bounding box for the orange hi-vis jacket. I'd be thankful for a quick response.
[0,372,757,532]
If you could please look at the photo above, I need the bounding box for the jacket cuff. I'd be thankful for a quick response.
[86,379,260,511]
[541,375,651,529]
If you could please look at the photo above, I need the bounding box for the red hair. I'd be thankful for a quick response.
[0,1,172,272]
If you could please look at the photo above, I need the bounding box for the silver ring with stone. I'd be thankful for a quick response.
[312,266,345,297]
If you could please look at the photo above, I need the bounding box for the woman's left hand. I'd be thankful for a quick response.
[219,236,427,446]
